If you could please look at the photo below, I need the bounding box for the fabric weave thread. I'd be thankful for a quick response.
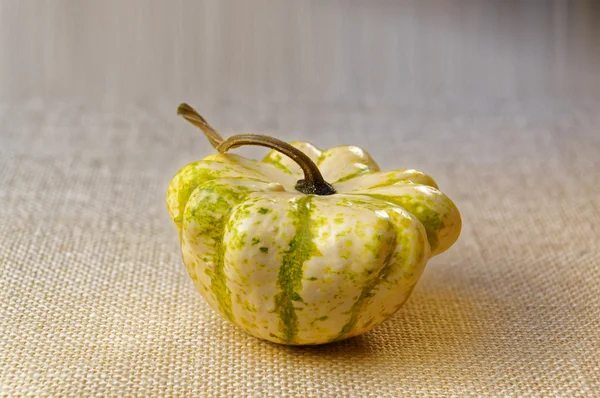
[1,101,598,396]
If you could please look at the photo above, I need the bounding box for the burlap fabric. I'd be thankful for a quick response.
[1,100,598,396]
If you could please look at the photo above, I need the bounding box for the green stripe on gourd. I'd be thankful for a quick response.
[335,247,396,340]
[274,196,315,344]
[184,181,253,322]
[262,153,293,175]
[352,193,444,252]
[367,171,438,189]
[332,168,372,184]
[168,160,267,229]
[329,197,398,340]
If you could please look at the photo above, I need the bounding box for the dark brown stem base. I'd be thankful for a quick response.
[295,179,336,195]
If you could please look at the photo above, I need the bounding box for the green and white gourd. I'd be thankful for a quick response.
[167,104,461,345]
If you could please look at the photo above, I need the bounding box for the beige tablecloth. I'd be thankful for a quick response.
[1,100,598,396]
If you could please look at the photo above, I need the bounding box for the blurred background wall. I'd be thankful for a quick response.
[1,0,599,107]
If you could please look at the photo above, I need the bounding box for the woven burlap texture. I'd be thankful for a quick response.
[1,101,599,397]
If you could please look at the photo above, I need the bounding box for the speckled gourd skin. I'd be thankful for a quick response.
[167,142,461,345]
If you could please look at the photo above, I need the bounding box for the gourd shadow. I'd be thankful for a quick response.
[277,279,505,364]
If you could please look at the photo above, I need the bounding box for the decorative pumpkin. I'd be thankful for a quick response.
[167,104,461,345]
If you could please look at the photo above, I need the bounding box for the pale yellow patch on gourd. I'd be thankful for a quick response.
[346,206,430,337]
[262,142,380,189]
[223,193,298,341]
[349,182,461,255]
[317,145,380,184]
[333,169,439,191]
[180,179,273,321]
[294,196,397,344]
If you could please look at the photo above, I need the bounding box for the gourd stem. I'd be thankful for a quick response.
[177,103,336,196]
[177,103,224,148]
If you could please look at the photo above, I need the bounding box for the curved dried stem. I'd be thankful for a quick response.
[178,104,335,196]
[177,103,224,148]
